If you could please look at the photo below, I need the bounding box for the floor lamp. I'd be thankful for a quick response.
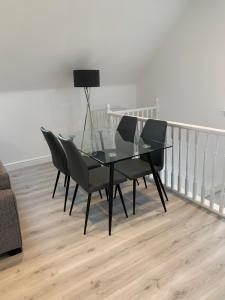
[73,70,100,150]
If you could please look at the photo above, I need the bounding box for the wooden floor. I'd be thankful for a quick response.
[1,163,225,300]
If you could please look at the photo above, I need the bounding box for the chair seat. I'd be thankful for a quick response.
[88,166,126,193]
[83,156,101,170]
[115,158,161,180]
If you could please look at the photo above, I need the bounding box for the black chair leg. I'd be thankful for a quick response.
[52,170,60,198]
[69,184,79,215]
[105,188,109,200]
[84,193,92,235]
[133,179,136,215]
[136,179,139,186]
[64,176,70,212]
[64,175,67,187]
[114,185,118,199]
[157,173,168,202]
[117,185,128,218]
[143,176,147,189]
[99,190,103,199]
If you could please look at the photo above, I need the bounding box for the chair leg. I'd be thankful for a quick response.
[114,185,118,199]
[136,179,139,186]
[52,170,60,198]
[133,179,136,215]
[69,184,79,215]
[84,193,92,235]
[157,173,169,201]
[143,176,147,189]
[64,176,70,212]
[64,175,67,187]
[105,188,109,200]
[117,185,128,218]
[99,190,103,199]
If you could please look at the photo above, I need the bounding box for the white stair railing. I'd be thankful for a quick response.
[105,101,225,218]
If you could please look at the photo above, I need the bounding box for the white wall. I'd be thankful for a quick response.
[0,85,136,167]
[0,0,190,90]
[0,0,192,169]
[137,0,225,129]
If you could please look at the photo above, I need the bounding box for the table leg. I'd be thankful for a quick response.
[147,153,167,212]
[108,163,114,235]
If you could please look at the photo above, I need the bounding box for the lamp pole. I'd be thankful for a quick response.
[81,87,95,151]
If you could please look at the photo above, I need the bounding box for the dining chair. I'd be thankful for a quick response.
[113,115,138,153]
[102,115,147,196]
[111,115,147,197]
[114,119,168,215]
[59,136,128,234]
[41,127,101,212]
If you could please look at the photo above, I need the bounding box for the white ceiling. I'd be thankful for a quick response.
[0,0,190,91]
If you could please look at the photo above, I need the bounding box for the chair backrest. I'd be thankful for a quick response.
[115,115,137,155]
[140,119,167,170]
[58,136,89,191]
[40,127,68,174]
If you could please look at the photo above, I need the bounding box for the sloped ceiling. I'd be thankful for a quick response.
[0,0,190,91]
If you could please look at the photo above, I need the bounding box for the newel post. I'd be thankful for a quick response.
[106,104,112,128]
[106,103,111,114]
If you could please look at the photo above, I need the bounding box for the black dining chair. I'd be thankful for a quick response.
[111,115,147,196]
[103,115,137,154]
[100,115,146,196]
[41,127,101,212]
[114,119,168,215]
[59,136,128,234]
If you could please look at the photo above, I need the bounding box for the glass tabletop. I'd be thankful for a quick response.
[61,128,172,165]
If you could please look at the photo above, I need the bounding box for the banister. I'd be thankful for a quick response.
[104,102,225,218]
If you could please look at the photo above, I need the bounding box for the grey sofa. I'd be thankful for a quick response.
[0,161,22,255]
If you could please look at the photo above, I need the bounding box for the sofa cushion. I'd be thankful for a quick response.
[0,189,22,255]
[0,161,11,189]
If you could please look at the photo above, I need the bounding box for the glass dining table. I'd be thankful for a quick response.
[62,128,172,235]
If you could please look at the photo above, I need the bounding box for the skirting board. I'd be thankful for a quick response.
[4,155,51,171]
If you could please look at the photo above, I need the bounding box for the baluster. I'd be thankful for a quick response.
[112,116,114,129]
[155,97,159,119]
[102,111,105,128]
[115,116,118,129]
[96,111,99,129]
[106,113,112,128]
[98,111,100,128]
[140,119,144,131]
[219,155,225,215]
[201,134,208,205]
[118,116,121,127]
[192,130,199,201]
[210,135,219,209]
[164,128,169,186]
[171,126,175,190]
[185,129,190,196]
[104,111,107,128]
[178,127,182,193]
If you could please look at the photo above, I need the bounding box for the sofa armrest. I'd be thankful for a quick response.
[0,189,22,255]
[0,161,11,189]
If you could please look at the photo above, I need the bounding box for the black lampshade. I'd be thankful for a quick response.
[73,70,100,87]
